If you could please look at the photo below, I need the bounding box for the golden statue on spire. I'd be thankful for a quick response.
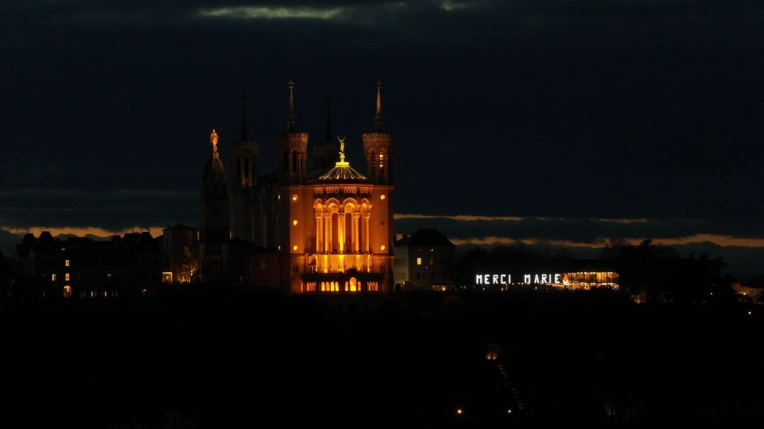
[210,129,219,152]
[337,136,346,163]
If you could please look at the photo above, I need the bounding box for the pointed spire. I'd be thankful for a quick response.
[324,93,333,142]
[287,80,296,133]
[240,92,248,141]
[374,80,383,132]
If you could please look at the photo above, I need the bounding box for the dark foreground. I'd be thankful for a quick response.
[2,290,764,427]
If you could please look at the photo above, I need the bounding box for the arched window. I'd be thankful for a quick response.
[370,150,376,176]
[379,152,385,177]
[244,158,249,180]
[292,151,298,173]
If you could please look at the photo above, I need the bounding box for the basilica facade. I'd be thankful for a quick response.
[200,81,395,294]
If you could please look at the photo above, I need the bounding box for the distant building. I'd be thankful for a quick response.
[13,231,163,298]
[226,239,281,290]
[394,228,456,291]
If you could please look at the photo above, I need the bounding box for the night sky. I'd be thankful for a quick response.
[2,1,763,278]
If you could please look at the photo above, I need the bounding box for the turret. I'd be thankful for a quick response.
[278,80,309,184]
[230,94,259,240]
[362,81,395,184]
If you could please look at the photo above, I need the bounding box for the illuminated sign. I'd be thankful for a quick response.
[476,273,563,285]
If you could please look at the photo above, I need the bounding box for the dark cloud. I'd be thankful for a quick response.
[394,216,764,244]
[2,0,763,277]
[0,189,198,231]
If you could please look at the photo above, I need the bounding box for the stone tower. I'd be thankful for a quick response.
[362,81,395,289]
[230,95,259,242]
[276,81,311,293]
[200,129,230,283]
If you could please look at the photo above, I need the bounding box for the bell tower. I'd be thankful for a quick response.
[363,81,394,185]
[362,80,395,293]
[276,81,311,293]
[230,94,259,241]
[278,80,309,184]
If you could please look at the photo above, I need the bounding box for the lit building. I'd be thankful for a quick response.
[209,80,396,294]
[394,228,456,291]
[471,259,619,291]
[13,231,163,298]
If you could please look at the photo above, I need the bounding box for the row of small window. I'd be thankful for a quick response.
[37,259,71,267]
[396,258,444,266]
[48,273,159,281]
[39,259,159,267]
[63,288,119,298]
[306,281,380,292]
[415,257,446,266]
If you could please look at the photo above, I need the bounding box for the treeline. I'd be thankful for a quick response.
[600,238,732,304]
[453,239,737,304]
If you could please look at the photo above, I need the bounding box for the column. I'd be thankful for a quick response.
[353,212,360,253]
[363,214,370,253]
[338,212,346,253]
[315,212,323,253]
[324,214,332,253]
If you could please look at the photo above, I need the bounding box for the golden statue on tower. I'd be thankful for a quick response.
[210,129,219,152]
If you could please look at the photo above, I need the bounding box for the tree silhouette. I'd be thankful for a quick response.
[599,238,725,304]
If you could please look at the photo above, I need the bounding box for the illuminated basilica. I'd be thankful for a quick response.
[200,81,395,294]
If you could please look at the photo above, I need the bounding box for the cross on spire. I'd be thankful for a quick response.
[287,80,296,132]
[375,80,383,132]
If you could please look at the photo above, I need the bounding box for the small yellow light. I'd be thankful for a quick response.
[278,246,281,250]
[292,194,298,201]
[277,194,281,200]
[456,408,462,415]
[380,194,385,200]
[507,409,512,414]
[293,245,298,251]
[380,245,386,251]
[293,220,298,225]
